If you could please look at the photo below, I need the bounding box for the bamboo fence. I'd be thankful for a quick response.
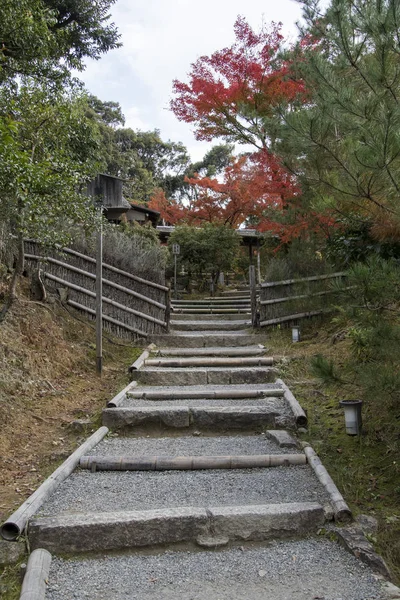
[259,272,348,327]
[24,240,170,340]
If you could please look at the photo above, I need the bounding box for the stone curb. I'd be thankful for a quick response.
[102,406,279,430]
[28,502,325,554]
[133,367,278,386]
[330,524,392,580]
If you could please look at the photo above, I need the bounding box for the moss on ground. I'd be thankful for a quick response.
[270,319,400,583]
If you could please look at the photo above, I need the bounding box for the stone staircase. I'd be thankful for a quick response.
[9,292,396,599]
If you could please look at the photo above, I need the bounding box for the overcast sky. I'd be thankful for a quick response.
[78,0,304,162]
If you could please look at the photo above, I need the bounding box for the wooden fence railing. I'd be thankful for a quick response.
[259,272,348,327]
[24,241,170,340]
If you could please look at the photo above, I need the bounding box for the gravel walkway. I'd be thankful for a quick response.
[45,538,387,600]
[37,466,329,516]
[86,434,301,456]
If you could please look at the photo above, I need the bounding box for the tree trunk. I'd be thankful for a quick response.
[0,231,24,322]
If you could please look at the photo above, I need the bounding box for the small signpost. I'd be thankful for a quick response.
[172,243,180,299]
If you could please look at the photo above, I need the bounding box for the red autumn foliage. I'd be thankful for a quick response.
[171,16,306,150]
[150,150,299,228]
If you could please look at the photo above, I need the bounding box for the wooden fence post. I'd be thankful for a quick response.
[249,265,259,328]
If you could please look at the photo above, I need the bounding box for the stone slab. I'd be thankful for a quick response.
[29,507,209,553]
[171,312,250,320]
[211,502,325,541]
[29,502,324,554]
[148,334,261,348]
[133,367,278,386]
[102,407,190,429]
[191,407,278,430]
[266,430,299,449]
[103,405,280,431]
[170,320,251,331]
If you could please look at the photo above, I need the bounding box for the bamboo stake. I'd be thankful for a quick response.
[25,243,169,291]
[67,300,148,337]
[126,387,284,400]
[20,548,52,600]
[259,310,330,327]
[129,350,150,372]
[143,357,274,368]
[1,427,109,541]
[44,273,167,327]
[260,272,347,288]
[107,382,138,408]
[79,453,306,471]
[303,445,352,522]
[275,379,308,427]
[26,254,167,310]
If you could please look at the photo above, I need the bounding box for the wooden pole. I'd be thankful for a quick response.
[1,427,109,540]
[79,453,307,471]
[20,548,52,600]
[249,265,258,328]
[174,254,178,300]
[96,214,103,376]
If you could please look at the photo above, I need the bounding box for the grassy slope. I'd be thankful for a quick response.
[0,282,141,598]
[268,319,400,583]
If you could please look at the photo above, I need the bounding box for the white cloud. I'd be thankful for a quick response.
[79,0,304,161]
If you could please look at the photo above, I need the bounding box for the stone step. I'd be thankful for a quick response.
[149,333,262,348]
[173,298,251,305]
[170,320,252,331]
[102,405,283,430]
[143,356,274,368]
[172,309,251,317]
[32,462,329,520]
[29,502,325,554]
[132,366,278,386]
[154,345,267,357]
[125,383,283,400]
[41,539,388,599]
[103,400,293,431]
[202,293,251,300]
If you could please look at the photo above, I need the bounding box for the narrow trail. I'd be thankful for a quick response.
[7,287,397,599]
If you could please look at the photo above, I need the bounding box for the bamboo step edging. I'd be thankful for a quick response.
[25,254,167,311]
[43,272,167,327]
[107,382,138,408]
[275,379,307,428]
[79,453,307,471]
[157,345,266,357]
[302,444,352,523]
[129,349,150,372]
[126,387,284,400]
[67,300,148,338]
[19,548,52,600]
[1,427,109,541]
[143,357,274,368]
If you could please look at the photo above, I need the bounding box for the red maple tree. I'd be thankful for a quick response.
[149,151,299,228]
[171,16,306,151]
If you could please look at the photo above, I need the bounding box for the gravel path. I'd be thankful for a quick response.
[86,434,301,456]
[45,538,387,600]
[37,466,329,516]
